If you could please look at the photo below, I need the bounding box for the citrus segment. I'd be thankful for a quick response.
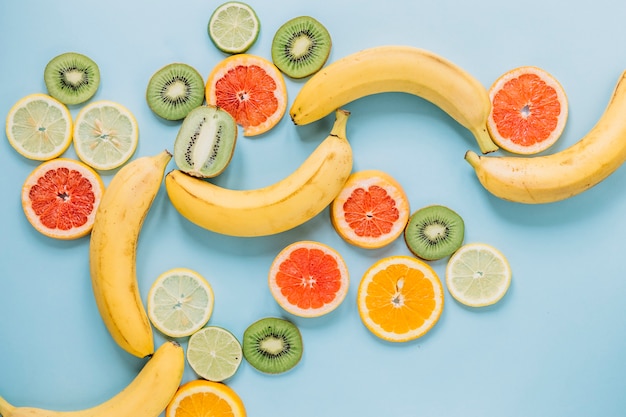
[21,158,104,240]
[147,267,214,338]
[268,240,349,318]
[445,242,512,307]
[205,54,287,136]
[487,66,568,154]
[208,1,260,54]
[73,100,139,170]
[357,255,444,342]
[330,170,410,249]
[165,379,246,417]
[5,93,73,161]
[187,326,243,382]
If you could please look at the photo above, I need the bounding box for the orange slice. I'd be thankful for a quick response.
[357,255,444,342]
[21,158,104,240]
[205,54,287,136]
[330,170,410,249]
[487,66,568,155]
[268,240,349,318]
[165,379,246,417]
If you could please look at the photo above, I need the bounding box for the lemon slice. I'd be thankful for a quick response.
[445,242,512,307]
[208,1,260,54]
[73,100,139,170]
[5,93,73,161]
[187,326,243,382]
[147,267,214,338]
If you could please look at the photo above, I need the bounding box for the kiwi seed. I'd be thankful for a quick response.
[173,105,238,178]
[242,317,303,374]
[404,205,465,261]
[271,15,332,79]
[146,62,205,121]
[44,52,100,105]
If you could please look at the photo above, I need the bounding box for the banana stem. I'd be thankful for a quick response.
[472,126,499,154]
[329,109,350,138]
[0,395,15,416]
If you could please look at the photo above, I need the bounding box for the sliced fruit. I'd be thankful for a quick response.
[147,267,214,338]
[357,255,444,342]
[330,169,410,249]
[404,204,465,261]
[208,1,260,54]
[242,317,303,374]
[487,66,568,155]
[205,54,287,136]
[21,158,104,240]
[73,100,139,170]
[268,240,349,318]
[146,62,205,121]
[445,242,512,307]
[165,379,246,417]
[43,52,100,105]
[5,93,73,161]
[187,326,243,382]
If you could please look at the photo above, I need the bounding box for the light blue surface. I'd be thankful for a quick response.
[1,1,625,416]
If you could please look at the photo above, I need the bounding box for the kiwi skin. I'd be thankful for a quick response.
[44,52,100,105]
[146,62,205,121]
[271,15,332,79]
[242,317,303,374]
[404,205,465,261]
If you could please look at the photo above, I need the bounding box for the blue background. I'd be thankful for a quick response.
[1,1,625,416]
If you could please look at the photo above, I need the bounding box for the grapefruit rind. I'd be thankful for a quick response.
[487,65,568,155]
[268,240,350,318]
[330,170,410,249]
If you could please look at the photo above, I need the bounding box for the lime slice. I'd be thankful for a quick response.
[208,1,260,54]
[73,100,139,170]
[445,242,512,307]
[5,93,73,161]
[187,326,243,382]
[147,268,214,338]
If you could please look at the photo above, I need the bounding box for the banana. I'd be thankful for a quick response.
[465,70,626,204]
[289,45,498,154]
[0,340,184,417]
[89,150,172,358]
[165,109,353,237]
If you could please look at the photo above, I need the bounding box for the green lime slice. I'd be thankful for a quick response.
[208,1,260,54]
[147,268,214,338]
[187,326,243,382]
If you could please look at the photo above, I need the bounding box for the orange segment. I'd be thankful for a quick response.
[487,66,568,155]
[21,158,104,240]
[205,54,287,136]
[330,170,410,249]
[357,255,443,342]
[166,379,246,417]
[268,240,349,318]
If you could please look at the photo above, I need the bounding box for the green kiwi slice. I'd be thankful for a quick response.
[404,205,465,261]
[146,62,205,121]
[44,52,100,105]
[242,317,303,374]
[271,16,332,79]
[173,105,237,178]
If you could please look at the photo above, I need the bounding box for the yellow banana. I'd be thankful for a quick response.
[289,45,498,154]
[465,70,626,204]
[89,150,172,358]
[166,109,353,237]
[0,340,184,417]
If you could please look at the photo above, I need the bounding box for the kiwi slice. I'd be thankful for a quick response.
[404,205,465,261]
[146,63,205,121]
[242,317,303,374]
[271,16,332,79]
[173,105,237,178]
[44,52,100,105]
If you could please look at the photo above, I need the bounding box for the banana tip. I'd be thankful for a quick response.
[464,150,481,168]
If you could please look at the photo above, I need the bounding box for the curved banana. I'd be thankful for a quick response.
[89,150,172,358]
[290,45,498,154]
[166,109,353,237]
[0,340,184,417]
[465,70,626,204]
